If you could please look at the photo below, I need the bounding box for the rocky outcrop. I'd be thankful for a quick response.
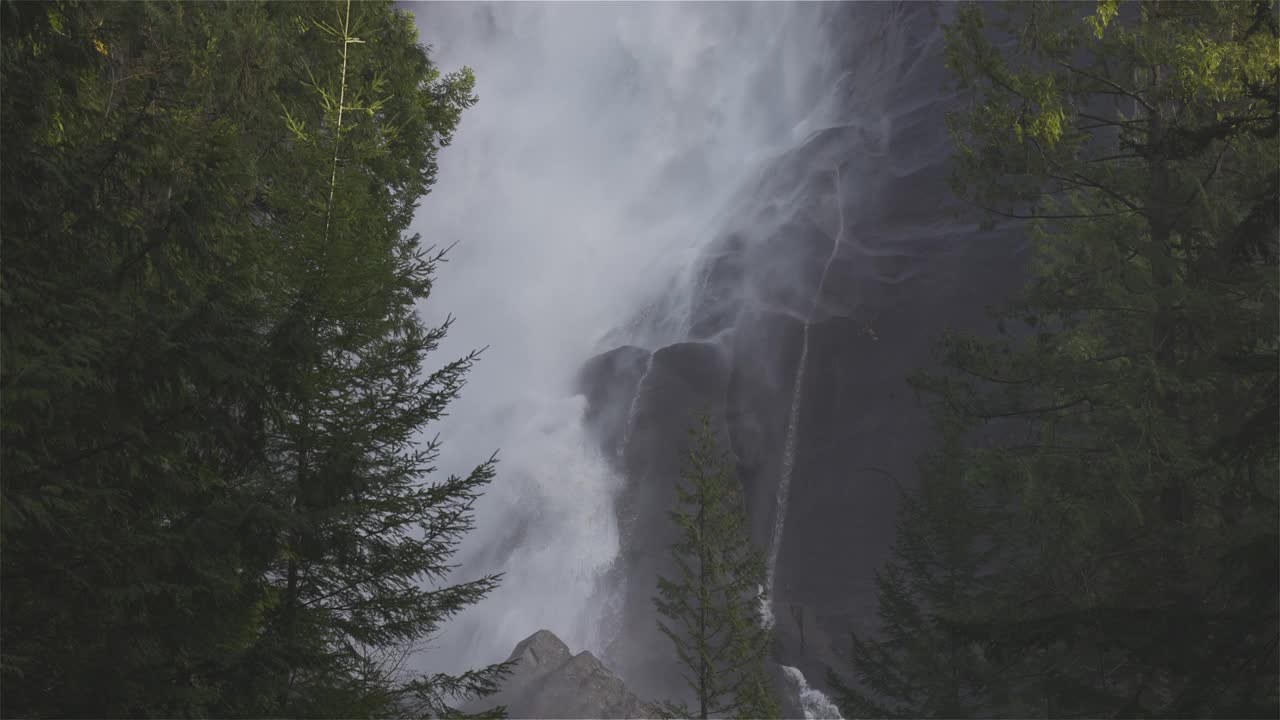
[472,630,657,719]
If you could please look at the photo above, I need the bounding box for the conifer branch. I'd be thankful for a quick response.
[324,0,362,244]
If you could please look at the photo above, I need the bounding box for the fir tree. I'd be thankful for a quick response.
[827,436,1008,719]
[2,3,302,714]
[227,3,511,716]
[654,413,780,720]
[833,1,1279,717]
[1,1,505,716]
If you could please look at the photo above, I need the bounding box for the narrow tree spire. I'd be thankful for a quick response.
[654,412,780,719]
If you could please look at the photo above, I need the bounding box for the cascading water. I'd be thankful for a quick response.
[407,1,842,679]
[752,167,849,719]
[404,1,930,714]
[619,356,655,462]
[765,335,808,632]
[782,665,846,720]
[763,166,846,630]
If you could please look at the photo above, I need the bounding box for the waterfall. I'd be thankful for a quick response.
[764,327,809,630]
[619,354,656,461]
[781,665,845,720]
[403,4,912,708]
[764,165,846,625]
[406,2,836,675]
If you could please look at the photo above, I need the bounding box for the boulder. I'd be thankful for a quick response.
[472,630,657,719]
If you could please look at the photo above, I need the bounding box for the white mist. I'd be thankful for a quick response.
[404,0,847,680]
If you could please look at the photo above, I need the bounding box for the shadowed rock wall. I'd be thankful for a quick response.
[575,1,1029,705]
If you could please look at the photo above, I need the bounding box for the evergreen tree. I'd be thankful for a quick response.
[1,1,506,716]
[833,1,1278,717]
[2,3,300,714]
[654,413,780,720]
[827,435,1007,718]
[230,4,510,716]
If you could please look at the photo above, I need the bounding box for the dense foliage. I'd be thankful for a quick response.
[653,414,779,720]
[0,1,506,716]
[833,0,1279,717]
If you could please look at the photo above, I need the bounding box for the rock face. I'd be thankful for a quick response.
[583,340,737,698]
[576,0,1031,705]
[473,630,656,719]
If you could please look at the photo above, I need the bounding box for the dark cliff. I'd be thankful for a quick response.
[575,1,1029,704]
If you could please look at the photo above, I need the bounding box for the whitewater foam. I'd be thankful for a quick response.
[781,665,845,720]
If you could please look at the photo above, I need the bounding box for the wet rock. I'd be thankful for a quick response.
[607,340,734,701]
[575,345,652,459]
[724,308,806,551]
[769,220,1027,686]
[475,630,657,719]
[580,0,1033,706]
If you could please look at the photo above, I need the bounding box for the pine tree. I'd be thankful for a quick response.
[832,1,1279,717]
[1,3,302,714]
[827,435,1009,718]
[222,4,512,716]
[1,1,506,716]
[654,413,780,719]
